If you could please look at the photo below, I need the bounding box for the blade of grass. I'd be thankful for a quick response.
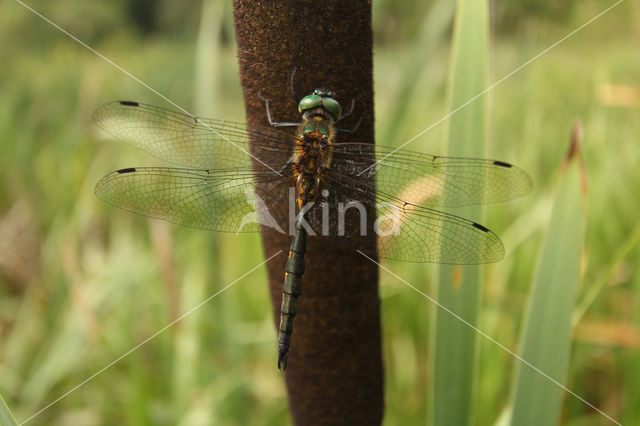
[430,1,488,425]
[572,220,640,326]
[0,393,18,426]
[509,122,587,426]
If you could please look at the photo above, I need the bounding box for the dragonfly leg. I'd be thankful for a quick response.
[278,160,295,175]
[258,92,300,128]
[338,95,359,121]
[336,114,366,135]
[290,66,299,104]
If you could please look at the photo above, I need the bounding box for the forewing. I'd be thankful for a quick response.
[329,143,532,208]
[94,101,297,170]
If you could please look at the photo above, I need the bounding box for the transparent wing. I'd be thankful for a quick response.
[94,102,529,263]
[329,143,532,208]
[373,192,504,263]
[94,101,298,170]
[95,167,291,233]
[323,173,504,263]
[97,165,504,263]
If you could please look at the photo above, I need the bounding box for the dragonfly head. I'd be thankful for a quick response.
[298,89,342,121]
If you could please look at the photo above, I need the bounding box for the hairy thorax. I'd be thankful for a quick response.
[292,111,335,208]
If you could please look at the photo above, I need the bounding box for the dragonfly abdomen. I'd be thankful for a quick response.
[277,210,308,370]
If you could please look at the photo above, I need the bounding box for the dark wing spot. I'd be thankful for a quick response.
[119,101,139,107]
[493,160,512,168]
[117,167,137,174]
[472,222,490,232]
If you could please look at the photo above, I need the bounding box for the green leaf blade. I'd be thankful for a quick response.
[0,393,18,426]
[510,126,586,426]
[430,0,489,425]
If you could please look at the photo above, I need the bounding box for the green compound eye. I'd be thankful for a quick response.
[298,94,322,113]
[321,96,342,120]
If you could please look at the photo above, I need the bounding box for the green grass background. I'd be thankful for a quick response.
[1,0,639,424]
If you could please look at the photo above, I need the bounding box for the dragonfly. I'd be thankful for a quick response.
[93,90,531,370]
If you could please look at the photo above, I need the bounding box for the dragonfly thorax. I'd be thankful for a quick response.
[292,112,335,209]
[299,108,336,139]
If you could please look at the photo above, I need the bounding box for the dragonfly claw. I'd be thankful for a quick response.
[278,347,289,370]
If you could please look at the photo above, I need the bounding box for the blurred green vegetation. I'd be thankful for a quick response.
[1,0,639,425]
[431,1,489,424]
